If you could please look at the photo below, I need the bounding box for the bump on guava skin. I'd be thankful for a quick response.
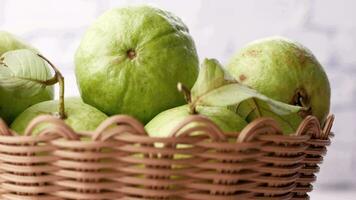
[0,31,54,124]
[227,36,330,126]
[75,5,199,124]
[239,74,247,82]
[145,105,248,138]
[11,97,108,135]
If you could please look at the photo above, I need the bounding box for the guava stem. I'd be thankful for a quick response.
[177,82,197,114]
[189,104,198,115]
[37,54,66,120]
[177,83,191,103]
[57,73,65,119]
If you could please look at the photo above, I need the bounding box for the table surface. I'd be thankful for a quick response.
[311,190,356,199]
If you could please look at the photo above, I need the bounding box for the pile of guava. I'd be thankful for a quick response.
[0,5,330,138]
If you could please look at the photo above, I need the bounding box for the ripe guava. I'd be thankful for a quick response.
[227,36,330,127]
[0,32,54,124]
[145,105,247,138]
[75,5,199,124]
[11,97,107,134]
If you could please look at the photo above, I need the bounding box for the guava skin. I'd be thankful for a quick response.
[0,31,54,124]
[145,105,247,137]
[11,98,108,134]
[0,87,53,125]
[75,6,199,124]
[0,31,35,55]
[227,37,330,125]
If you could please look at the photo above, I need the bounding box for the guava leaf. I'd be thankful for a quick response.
[235,99,303,133]
[194,83,302,116]
[0,49,52,97]
[191,58,232,102]
[190,65,304,133]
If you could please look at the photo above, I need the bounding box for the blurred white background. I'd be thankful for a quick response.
[1,0,355,198]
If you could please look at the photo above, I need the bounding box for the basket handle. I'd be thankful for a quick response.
[92,115,147,141]
[169,115,226,142]
[322,114,334,140]
[97,125,140,141]
[237,117,282,143]
[294,115,321,138]
[24,115,79,140]
[0,118,12,136]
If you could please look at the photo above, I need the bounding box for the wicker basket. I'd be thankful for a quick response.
[0,114,334,200]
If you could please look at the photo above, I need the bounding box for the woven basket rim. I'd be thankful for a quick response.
[0,114,334,142]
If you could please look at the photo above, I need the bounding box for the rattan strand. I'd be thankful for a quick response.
[0,114,334,200]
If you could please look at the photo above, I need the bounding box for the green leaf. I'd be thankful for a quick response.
[0,49,52,97]
[191,58,231,102]
[194,83,304,133]
[195,83,302,116]
[235,99,302,133]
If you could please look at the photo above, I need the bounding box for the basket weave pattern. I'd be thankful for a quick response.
[0,114,334,200]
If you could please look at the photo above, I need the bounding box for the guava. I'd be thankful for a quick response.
[0,31,36,55]
[75,5,199,124]
[0,33,54,124]
[145,105,247,138]
[227,36,330,127]
[144,58,247,138]
[11,97,108,134]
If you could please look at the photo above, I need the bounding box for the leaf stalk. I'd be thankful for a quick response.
[37,54,66,119]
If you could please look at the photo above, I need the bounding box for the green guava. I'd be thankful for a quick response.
[0,31,36,55]
[0,32,54,124]
[227,36,330,126]
[145,105,247,138]
[75,5,199,124]
[11,97,107,134]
